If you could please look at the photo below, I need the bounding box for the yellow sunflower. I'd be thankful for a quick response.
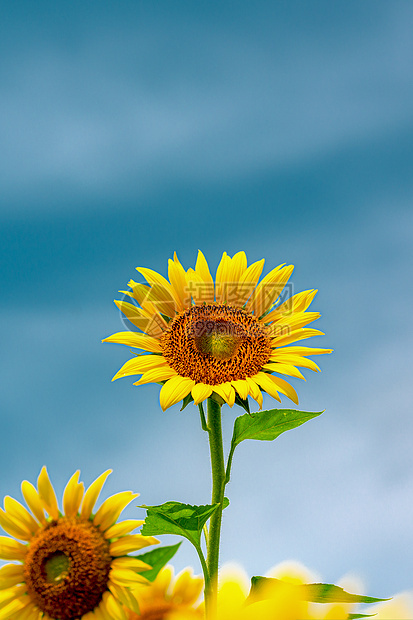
[0,467,159,620]
[104,251,331,411]
[126,565,203,620]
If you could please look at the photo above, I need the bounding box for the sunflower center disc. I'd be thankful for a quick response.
[161,304,272,385]
[44,551,70,583]
[194,319,242,360]
[23,517,112,620]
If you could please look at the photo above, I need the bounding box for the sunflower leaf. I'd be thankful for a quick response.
[231,409,322,447]
[348,614,377,619]
[137,543,181,582]
[248,577,389,605]
[140,502,220,549]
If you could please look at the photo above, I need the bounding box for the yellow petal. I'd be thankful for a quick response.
[213,383,235,407]
[231,379,250,400]
[191,383,213,405]
[114,300,168,338]
[108,582,140,615]
[109,568,149,586]
[0,585,26,607]
[195,250,214,287]
[248,264,294,317]
[111,557,152,572]
[8,600,39,620]
[37,467,59,520]
[254,372,299,405]
[245,378,263,409]
[269,353,321,372]
[102,332,162,353]
[252,373,282,403]
[0,563,25,583]
[271,328,325,348]
[265,289,318,321]
[101,591,127,620]
[62,471,84,518]
[185,269,215,306]
[80,470,112,520]
[20,481,46,525]
[104,519,145,540]
[133,366,177,385]
[173,569,204,605]
[0,509,32,541]
[3,498,39,536]
[112,355,168,381]
[159,377,195,411]
[168,254,188,311]
[0,596,29,620]
[263,363,305,380]
[93,492,139,532]
[273,346,332,356]
[0,537,27,561]
[109,534,159,556]
[215,252,230,304]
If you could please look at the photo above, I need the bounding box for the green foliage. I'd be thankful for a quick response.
[137,543,181,582]
[140,501,222,549]
[248,577,389,605]
[231,409,323,447]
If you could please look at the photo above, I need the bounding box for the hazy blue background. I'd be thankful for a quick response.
[1,0,413,599]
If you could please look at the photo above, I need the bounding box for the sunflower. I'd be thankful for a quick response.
[104,251,332,411]
[0,467,159,620]
[126,565,203,620]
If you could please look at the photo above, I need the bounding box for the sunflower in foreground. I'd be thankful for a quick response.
[127,565,203,620]
[104,251,332,410]
[0,467,159,620]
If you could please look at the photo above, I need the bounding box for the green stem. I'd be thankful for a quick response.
[205,397,226,619]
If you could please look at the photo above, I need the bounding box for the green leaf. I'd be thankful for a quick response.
[223,497,230,509]
[248,578,389,605]
[234,393,250,414]
[348,614,377,619]
[137,543,181,582]
[180,393,194,411]
[140,502,220,549]
[231,409,323,448]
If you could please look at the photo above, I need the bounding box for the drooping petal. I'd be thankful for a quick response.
[159,377,195,411]
[231,379,250,401]
[213,383,236,407]
[102,332,162,353]
[254,372,299,405]
[108,582,140,615]
[245,378,263,409]
[253,372,282,402]
[191,383,213,405]
[93,492,139,532]
[62,471,84,518]
[80,469,112,520]
[101,591,127,620]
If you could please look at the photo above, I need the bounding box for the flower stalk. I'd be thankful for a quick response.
[205,397,226,619]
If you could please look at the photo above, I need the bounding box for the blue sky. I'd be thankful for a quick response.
[1,0,413,599]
